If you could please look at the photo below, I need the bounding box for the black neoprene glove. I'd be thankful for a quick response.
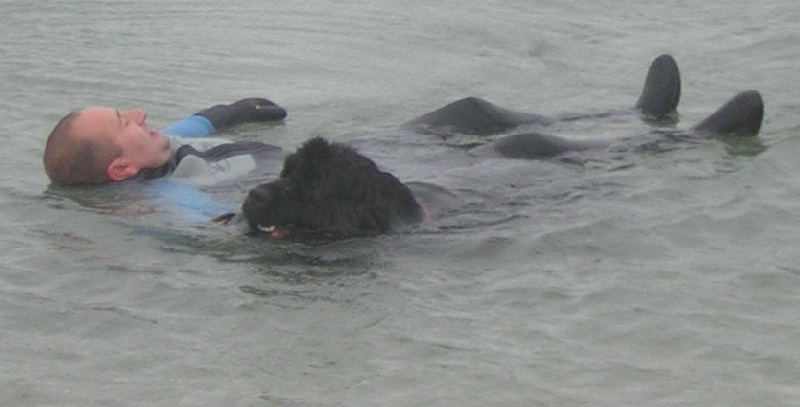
[196,97,287,131]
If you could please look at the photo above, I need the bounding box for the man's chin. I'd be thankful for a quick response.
[154,146,172,167]
[158,134,171,150]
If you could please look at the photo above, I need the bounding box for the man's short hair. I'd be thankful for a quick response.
[43,112,122,185]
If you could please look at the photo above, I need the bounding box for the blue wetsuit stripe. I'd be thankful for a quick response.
[153,114,224,222]
[160,115,215,138]
[148,180,235,222]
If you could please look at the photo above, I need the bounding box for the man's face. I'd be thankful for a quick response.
[72,107,171,179]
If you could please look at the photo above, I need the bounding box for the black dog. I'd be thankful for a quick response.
[239,55,764,239]
[241,137,425,239]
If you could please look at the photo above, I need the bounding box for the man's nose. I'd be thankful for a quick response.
[122,109,148,125]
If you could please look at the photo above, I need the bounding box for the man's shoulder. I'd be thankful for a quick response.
[166,135,257,184]
[167,135,233,153]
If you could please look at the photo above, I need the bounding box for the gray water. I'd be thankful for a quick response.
[2,1,800,406]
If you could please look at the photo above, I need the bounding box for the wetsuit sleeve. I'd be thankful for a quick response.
[160,115,216,138]
[161,97,287,138]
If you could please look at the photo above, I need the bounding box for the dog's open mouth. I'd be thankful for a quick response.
[212,212,289,239]
[256,224,288,239]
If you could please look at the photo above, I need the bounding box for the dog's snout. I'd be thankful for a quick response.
[247,185,272,204]
[242,185,276,230]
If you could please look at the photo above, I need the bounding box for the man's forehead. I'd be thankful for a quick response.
[72,106,120,136]
[78,106,117,118]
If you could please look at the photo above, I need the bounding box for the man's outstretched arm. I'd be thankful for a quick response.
[161,97,287,138]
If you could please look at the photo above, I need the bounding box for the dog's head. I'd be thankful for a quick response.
[241,137,423,239]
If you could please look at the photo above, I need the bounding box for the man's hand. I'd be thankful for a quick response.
[197,97,287,131]
[231,98,288,122]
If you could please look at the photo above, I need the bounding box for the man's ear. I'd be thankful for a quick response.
[107,157,139,181]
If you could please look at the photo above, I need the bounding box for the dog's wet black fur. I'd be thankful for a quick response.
[241,137,424,239]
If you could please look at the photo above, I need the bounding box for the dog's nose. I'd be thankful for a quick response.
[247,185,272,204]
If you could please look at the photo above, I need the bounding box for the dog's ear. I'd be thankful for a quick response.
[377,171,424,225]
